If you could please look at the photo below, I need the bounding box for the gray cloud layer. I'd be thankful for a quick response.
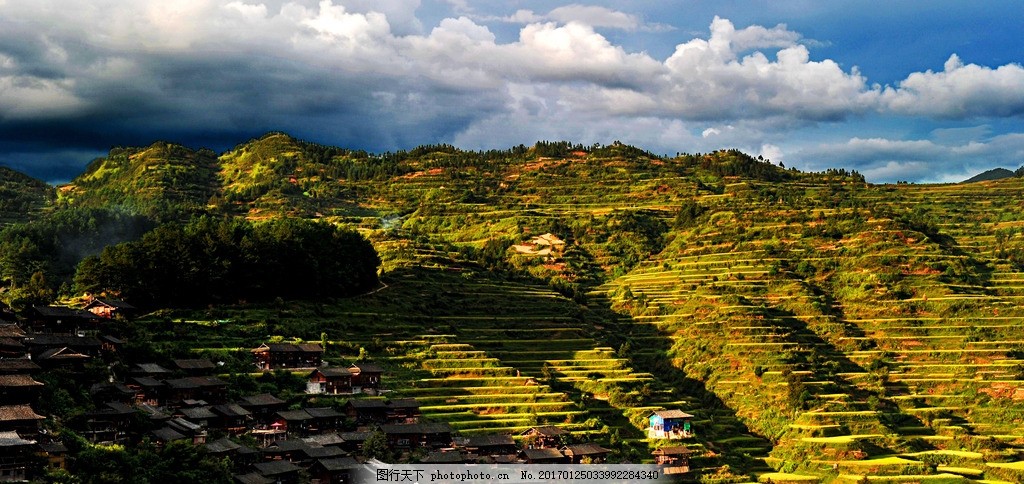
[1,0,1023,181]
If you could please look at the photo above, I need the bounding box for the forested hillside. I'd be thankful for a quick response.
[2,133,1024,482]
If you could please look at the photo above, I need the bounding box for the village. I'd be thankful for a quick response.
[0,297,694,483]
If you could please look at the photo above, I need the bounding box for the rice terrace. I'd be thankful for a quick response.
[3,132,1024,482]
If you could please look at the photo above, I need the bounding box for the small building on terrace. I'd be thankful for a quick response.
[648,409,694,439]
[252,343,323,371]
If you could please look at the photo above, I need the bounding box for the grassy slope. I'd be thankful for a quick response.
[12,135,1024,481]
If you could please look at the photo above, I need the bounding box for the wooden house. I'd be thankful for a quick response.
[272,407,344,438]
[385,398,420,423]
[252,343,323,371]
[348,363,383,393]
[561,443,612,463]
[128,377,165,406]
[0,431,36,483]
[151,426,189,446]
[131,363,173,377]
[99,335,124,354]
[0,404,44,436]
[162,376,229,407]
[23,334,101,358]
[0,324,26,359]
[38,441,68,472]
[205,436,242,458]
[652,446,691,474]
[518,447,566,464]
[88,382,135,405]
[173,358,217,375]
[520,426,568,448]
[83,297,136,319]
[337,431,372,453]
[306,367,352,395]
[380,422,453,450]
[212,404,252,436]
[28,306,100,333]
[454,434,518,456]
[166,417,207,445]
[0,359,40,375]
[251,460,302,484]
[35,347,90,370]
[239,393,288,426]
[344,399,388,425]
[648,410,694,439]
[177,406,218,428]
[308,456,359,484]
[80,402,134,444]
[0,374,43,404]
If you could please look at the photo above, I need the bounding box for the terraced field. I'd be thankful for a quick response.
[112,142,1024,482]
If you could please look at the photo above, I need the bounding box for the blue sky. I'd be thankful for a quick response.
[1,1,1022,183]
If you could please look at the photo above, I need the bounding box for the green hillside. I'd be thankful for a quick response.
[62,141,220,219]
[0,166,53,224]
[5,134,1024,481]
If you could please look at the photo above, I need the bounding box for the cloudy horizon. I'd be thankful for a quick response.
[1,1,1022,183]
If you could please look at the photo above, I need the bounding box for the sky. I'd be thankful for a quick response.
[1,1,1023,183]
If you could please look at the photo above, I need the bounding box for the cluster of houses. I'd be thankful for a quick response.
[0,299,698,482]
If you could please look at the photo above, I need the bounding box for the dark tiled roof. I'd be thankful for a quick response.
[239,393,286,407]
[164,376,227,389]
[346,399,387,409]
[37,347,89,361]
[305,407,342,419]
[652,409,694,419]
[0,404,44,422]
[521,448,563,460]
[275,410,313,421]
[31,306,97,319]
[522,425,568,437]
[304,433,344,446]
[0,374,42,388]
[25,334,101,348]
[562,443,611,456]
[133,363,172,374]
[233,472,274,484]
[312,367,352,377]
[339,431,372,442]
[173,358,216,371]
[0,324,25,338]
[151,427,187,442]
[304,446,346,459]
[314,456,359,471]
[179,406,217,420]
[381,423,452,435]
[131,376,164,388]
[422,451,466,463]
[254,343,322,353]
[38,442,68,453]
[0,430,35,447]
[0,359,39,373]
[457,434,515,448]
[253,460,302,476]
[205,437,241,454]
[212,404,251,418]
[652,446,692,456]
[264,439,311,452]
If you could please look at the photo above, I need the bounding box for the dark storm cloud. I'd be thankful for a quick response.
[1,1,1023,183]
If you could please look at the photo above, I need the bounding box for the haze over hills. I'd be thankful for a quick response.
[3,133,1024,481]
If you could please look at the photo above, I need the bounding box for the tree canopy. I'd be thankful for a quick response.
[74,216,380,307]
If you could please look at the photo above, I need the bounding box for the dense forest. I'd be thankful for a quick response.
[73,217,380,307]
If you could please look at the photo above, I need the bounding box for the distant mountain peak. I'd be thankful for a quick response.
[962,167,1016,183]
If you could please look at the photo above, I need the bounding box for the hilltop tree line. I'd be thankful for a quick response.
[74,216,380,307]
